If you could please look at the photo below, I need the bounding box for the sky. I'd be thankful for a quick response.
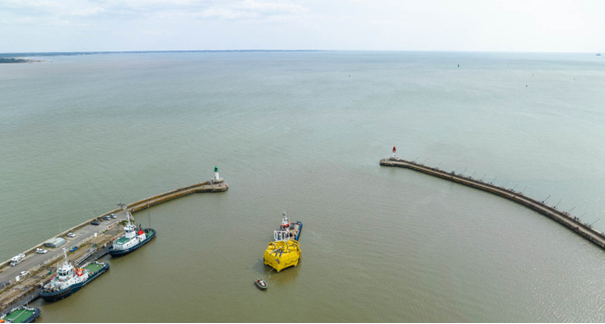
[1,0,604,53]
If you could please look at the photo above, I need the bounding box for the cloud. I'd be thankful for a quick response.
[0,0,58,9]
[0,0,60,15]
[196,0,308,20]
[71,7,105,16]
[0,16,37,24]
[87,0,214,13]
[236,0,307,14]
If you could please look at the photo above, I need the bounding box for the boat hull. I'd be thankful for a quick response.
[295,221,303,241]
[39,263,109,302]
[108,228,156,257]
[255,281,267,290]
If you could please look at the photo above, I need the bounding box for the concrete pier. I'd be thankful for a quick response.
[0,180,227,312]
[380,158,605,251]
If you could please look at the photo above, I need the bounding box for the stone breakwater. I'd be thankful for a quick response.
[380,158,605,251]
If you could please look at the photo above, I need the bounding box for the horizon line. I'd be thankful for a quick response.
[1,49,602,57]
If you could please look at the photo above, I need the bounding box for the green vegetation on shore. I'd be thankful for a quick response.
[0,57,36,64]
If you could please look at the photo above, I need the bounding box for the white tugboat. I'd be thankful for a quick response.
[108,204,156,257]
[39,249,109,302]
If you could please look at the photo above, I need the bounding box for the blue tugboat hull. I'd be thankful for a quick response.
[295,221,303,241]
[39,263,109,302]
[108,229,156,257]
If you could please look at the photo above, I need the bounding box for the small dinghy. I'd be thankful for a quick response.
[255,279,267,290]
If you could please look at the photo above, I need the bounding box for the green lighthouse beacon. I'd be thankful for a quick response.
[213,166,223,183]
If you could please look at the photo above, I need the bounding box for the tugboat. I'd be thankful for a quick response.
[262,213,303,272]
[0,306,40,323]
[108,205,155,257]
[39,249,109,302]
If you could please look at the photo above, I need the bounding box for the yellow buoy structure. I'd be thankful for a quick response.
[263,213,303,272]
[263,239,301,272]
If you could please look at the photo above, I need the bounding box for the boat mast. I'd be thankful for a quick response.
[62,248,69,267]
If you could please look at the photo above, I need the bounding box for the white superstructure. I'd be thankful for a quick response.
[42,249,89,292]
[274,212,292,241]
[111,205,147,251]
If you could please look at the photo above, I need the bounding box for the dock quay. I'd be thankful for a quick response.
[0,179,227,313]
[380,157,605,252]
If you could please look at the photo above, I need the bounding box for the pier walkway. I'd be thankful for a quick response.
[380,158,605,251]
[0,180,227,312]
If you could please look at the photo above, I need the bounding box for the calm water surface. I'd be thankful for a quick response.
[1,51,604,322]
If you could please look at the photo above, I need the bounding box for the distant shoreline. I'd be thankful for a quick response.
[0,50,320,59]
[0,58,46,64]
[1,50,603,59]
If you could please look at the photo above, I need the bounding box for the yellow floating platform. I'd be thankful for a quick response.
[263,239,301,272]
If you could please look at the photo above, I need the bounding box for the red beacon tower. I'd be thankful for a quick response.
[392,146,397,159]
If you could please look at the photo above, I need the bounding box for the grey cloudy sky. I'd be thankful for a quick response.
[1,0,604,53]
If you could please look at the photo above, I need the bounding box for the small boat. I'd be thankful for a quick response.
[254,279,267,290]
[0,306,40,323]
